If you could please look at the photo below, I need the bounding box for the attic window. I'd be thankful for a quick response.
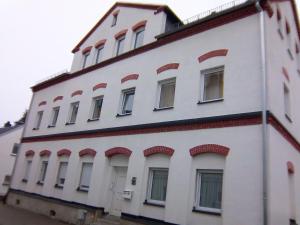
[112,10,119,27]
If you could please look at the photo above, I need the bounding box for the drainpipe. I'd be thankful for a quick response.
[255,1,268,225]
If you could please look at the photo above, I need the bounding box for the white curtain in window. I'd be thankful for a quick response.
[204,72,223,101]
[57,162,68,185]
[80,163,93,188]
[159,82,175,108]
[70,103,79,123]
[199,173,222,209]
[122,92,134,114]
[151,170,168,201]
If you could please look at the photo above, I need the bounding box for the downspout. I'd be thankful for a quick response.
[255,1,268,225]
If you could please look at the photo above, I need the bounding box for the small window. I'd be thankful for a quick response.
[284,84,292,121]
[201,66,224,102]
[11,143,20,155]
[158,79,176,109]
[34,111,43,130]
[95,46,104,64]
[90,96,103,120]
[49,107,60,127]
[23,160,32,181]
[38,161,48,183]
[112,14,118,27]
[116,35,125,56]
[195,170,223,213]
[82,53,90,69]
[79,162,93,191]
[68,102,79,124]
[134,27,145,49]
[2,175,11,186]
[56,162,68,187]
[120,89,135,115]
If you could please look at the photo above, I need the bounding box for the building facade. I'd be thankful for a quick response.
[7,1,300,225]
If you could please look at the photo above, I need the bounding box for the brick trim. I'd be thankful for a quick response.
[38,101,47,107]
[53,96,63,102]
[105,147,132,157]
[132,20,147,31]
[115,29,128,39]
[156,63,179,74]
[82,46,93,55]
[287,161,295,174]
[79,148,96,157]
[198,49,228,63]
[93,83,107,91]
[71,90,83,97]
[286,19,291,34]
[39,150,51,157]
[95,39,107,49]
[143,146,174,157]
[25,150,35,157]
[121,74,139,83]
[189,144,229,157]
[57,149,71,157]
[112,9,120,16]
[282,67,290,81]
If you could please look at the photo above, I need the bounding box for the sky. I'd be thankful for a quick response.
[0,0,299,126]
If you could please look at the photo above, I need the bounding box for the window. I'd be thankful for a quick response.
[23,160,32,182]
[79,162,93,191]
[146,168,169,205]
[134,27,145,49]
[115,35,125,56]
[34,111,43,130]
[11,143,20,155]
[38,161,48,184]
[112,14,118,26]
[49,107,60,127]
[2,175,11,186]
[95,46,104,64]
[90,96,103,120]
[120,89,135,115]
[82,53,90,69]
[195,170,223,213]
[201,66,224,102]
[157,79,176,109]
[68,102,79,124]
[56,162,68,187]
[277,8,284,40]
[284,84,292,121]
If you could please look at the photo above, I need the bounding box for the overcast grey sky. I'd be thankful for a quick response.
[0,0,299,126]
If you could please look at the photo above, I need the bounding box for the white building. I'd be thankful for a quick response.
[0,124,24,198]
[7,0,300,225]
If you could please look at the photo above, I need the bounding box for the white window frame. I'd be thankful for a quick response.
[146,168,169,206]
[38,161,48,184]
[194,169,223,214]
[115,35,125,56]
[82,53,90,69]
[156,78,176,109]
[23,160,32,181]
[68,102,79,124]
[119,88,135,115]
[133,27,145,49]
[49,106,60,127]
[89,96,103,120]
[95,46,104,64]
[34,111,43,130]
[56,161,68,187]
[78,162,93,191]
[200,66,224,103]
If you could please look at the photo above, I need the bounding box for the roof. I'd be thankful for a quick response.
[71,1,182,53]
[0,124,24,136]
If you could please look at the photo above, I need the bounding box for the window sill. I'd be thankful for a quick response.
[65,122,75,126]
[76,187,89,193]
[198,98,224,105]
[47,125,56,128]
[285,114,293,123]
[87,118,99,122]
[36,181,44,186]
[21,179,28,183]
[143,200,165,208]
[116,113,132,117]
[153,107,174,112]
[10,153,17,157]
[54,184,64,189]
[192,208,221,216]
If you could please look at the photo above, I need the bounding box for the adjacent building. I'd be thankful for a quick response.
[7,0,300,225]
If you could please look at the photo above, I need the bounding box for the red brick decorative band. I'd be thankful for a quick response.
[132,20,147,31]
[198,49,228,63]
[82,46,93,55]
[190,144,229,157]
[282,67,290,81]
[115,29,128,39]
[25,150,35,157]
[121,74,139,83]
[144,146,174,157]
[287,161,295,174]
[71,90,83,97]
[79,148,96,157]
[38,101,47,107]
[105,147,132,157]
[95,39,107,49]
[156,63,179,74]
[93,83,107,91]
[57,149,71,157]
[40,150,51,157]
[53,96,63,102]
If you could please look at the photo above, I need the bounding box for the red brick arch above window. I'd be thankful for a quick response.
[287,161,295,174]
[39,150,51,157]
[95,39,107,49]
[93,83,107,91]
[114,29,128,39]
[25,150,35,157]
[57,149,71,157]
[71,90,83,97]
[53,96,63,102]
[143,146,174,157]
[105,147,132,158]
[156,63,179,74]
[38,101,47,107]
[198,49,228,63]
[79,148,96,157]
[190,144,229,157]
[132,20,147,31]
[121,74,139,83]
[82,46,92,55]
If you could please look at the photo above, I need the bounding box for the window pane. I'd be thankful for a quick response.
[57,162,68,185]
[150,169,168,201]
[159,82,175,108]
[134,28,145,49]
[12,143,20,155]
[92,98,103,119]
[96,47,103,64]
[116,37,125,56]
[122,91,135,114]
[70,103,79,123]
[82,53,89,68]
[284,85,291,117]
[80,163,93,188]
[35,111,43,129]
[203,70,223,101]
[51,107,59,126]
[112,14,117,26]
[39,161,48,182]
[24,161,32,180]
[199,173,223,209]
